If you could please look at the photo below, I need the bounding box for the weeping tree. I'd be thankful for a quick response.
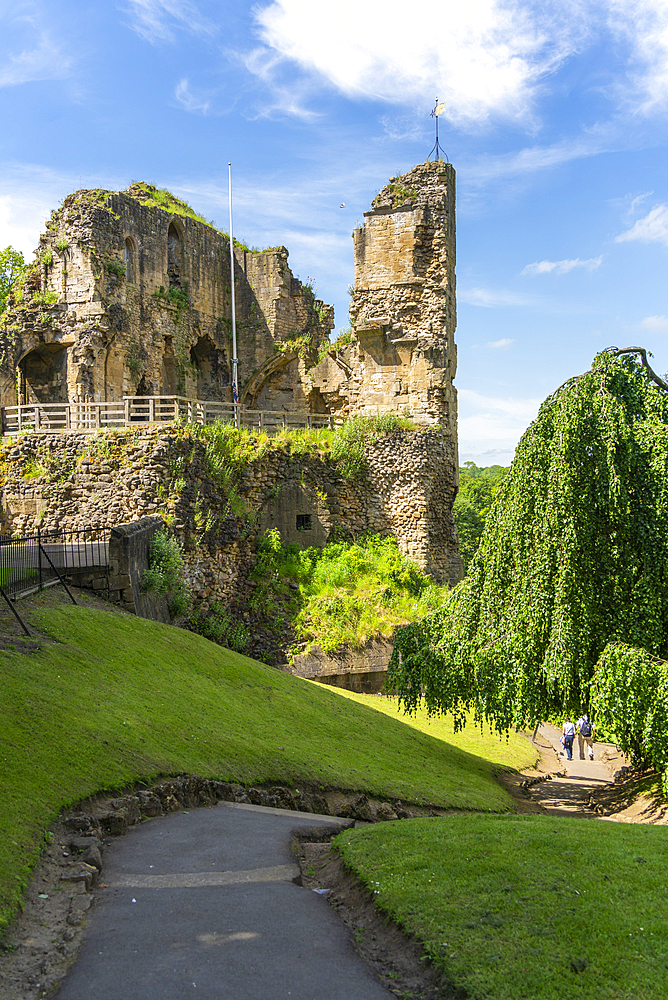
[389,348,668,780]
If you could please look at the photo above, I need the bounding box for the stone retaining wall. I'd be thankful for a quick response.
[0,426,462,620]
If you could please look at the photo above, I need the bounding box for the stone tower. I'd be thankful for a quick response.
[311,160,457,438]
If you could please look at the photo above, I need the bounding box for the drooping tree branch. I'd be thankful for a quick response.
[548,346,668,402]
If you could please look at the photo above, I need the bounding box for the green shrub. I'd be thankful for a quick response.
[141,528,192,619]
[453,465,508,570]
[592,643,668,790]
[0,246,28,315]
[251,530,448,654]
[330,413,413,477]
[195,602,250,652]
[106,259,125,277]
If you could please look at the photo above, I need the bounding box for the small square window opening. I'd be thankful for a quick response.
[296,514,312,531]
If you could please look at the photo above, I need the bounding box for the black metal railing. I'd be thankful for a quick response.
[0,526,110,601]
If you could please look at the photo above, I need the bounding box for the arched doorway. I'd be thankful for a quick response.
[123,237,135,283]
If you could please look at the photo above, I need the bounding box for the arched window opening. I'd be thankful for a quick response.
[167,223,182,287]
[123,237,135,282]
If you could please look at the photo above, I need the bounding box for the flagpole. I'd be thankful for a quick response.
[228,161,239,424]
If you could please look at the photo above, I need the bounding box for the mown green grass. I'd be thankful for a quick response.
[318,687,537,771]
[336,815,668,1000]
[0,602,524,934]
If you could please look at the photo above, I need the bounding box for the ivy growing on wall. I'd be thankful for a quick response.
[389,349,668,757]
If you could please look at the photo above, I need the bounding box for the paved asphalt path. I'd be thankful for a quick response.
[53,803,393,1000]
[526,723,616,817]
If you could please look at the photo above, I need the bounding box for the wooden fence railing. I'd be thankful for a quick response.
[1,397,341,436]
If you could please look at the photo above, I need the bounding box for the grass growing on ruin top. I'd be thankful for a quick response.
[127,183,213,226]
[195,412,417,479]
[336,815,668,1000]
[0,594,528,935]
[247,531,449,654]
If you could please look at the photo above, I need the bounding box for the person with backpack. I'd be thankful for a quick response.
[576,713,595,760]
[562,716,576,760]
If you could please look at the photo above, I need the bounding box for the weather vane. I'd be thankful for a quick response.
[428,98,448,163]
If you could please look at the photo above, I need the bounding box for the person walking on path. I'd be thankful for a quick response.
[562,716,576,760]
[577,713,595,760]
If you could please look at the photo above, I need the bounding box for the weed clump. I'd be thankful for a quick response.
[142,527,192,619]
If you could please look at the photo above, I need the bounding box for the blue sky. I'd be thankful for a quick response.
[2,1,668,464]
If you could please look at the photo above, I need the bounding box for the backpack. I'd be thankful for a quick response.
[580,719,592,737]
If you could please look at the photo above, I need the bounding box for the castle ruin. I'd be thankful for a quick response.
[0,161,462,585]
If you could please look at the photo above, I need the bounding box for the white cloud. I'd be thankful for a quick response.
[459,287,534,308]
[616,203,668,245]
[0,8,72,88]
[457,387,541,465]
[487,338,515,348]
[124,1,216,44]
[521,256,603,275]
[239,1,668,131]
[607,0,668,114]
[250,0,590,127]
[174,78,210,114]
[639,314,668,331]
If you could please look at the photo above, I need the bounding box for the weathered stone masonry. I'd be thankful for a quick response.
[310,161,457,436]
[0,422,460,611]
[0,184,334,410]
[0,162,463,587]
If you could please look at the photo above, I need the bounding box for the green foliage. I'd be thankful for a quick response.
[129,183,211,226]
[55,238,69,252]
[337,814,668,1000]
[276,329,315,361]
[195,601,250,652]
[40,249,53,267]
[0,600,527,935]
[453,465,508,570]
[30,290,58,306]
[0,247,28,315]
[318,326,354,364]
[390,350,668,737]
[592,643,668,788]
[460,461,508,480]
[153,284,190,311]
[330,412,413,477]
[141,528,192,618]
[251,531,448,654]
[106,259,125,277]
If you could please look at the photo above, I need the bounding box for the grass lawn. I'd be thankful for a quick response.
[336,814,668,1000]
[320,686,538,771]
[0,600,528,935]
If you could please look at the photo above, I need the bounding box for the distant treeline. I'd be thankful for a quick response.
[453,462,509,571]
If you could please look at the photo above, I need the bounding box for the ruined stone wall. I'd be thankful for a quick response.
[0,425,461,618]
[0,186,333,409]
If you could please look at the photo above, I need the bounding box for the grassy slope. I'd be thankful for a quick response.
[1,602,527,934]
[321,687,537,771]
[337,815,668,1000]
